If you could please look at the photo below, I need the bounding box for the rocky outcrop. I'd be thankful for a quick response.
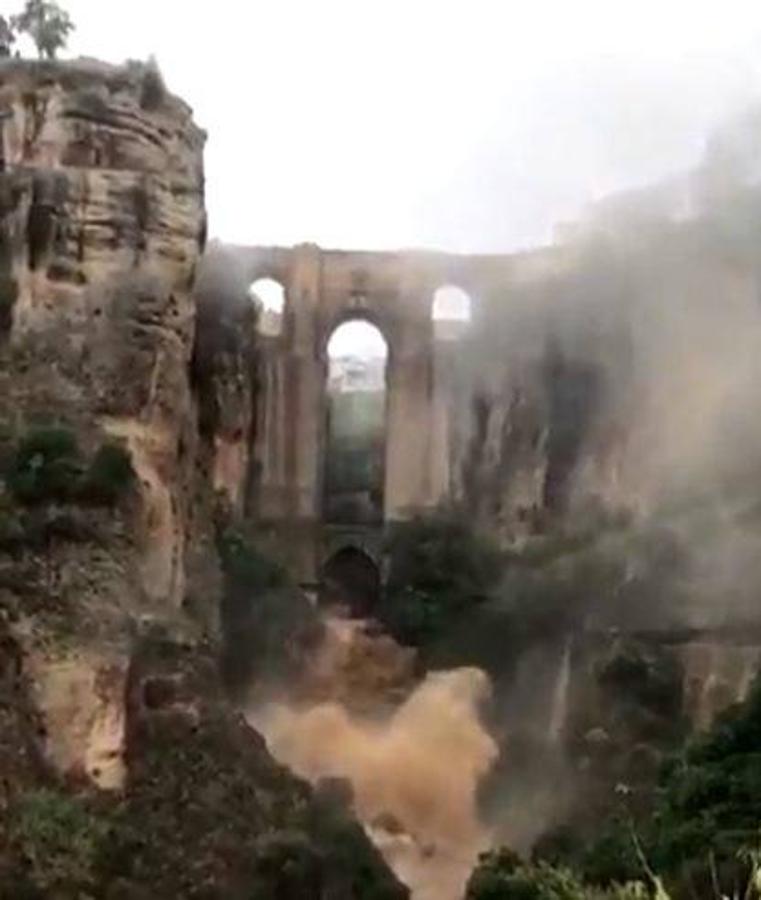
[0,58,405,898]
[0,57,206,609]
[0,626,408,899]
[0,54,407,900]
[0,57,207,785]
[192,241,260,516]
[114,632,408,899]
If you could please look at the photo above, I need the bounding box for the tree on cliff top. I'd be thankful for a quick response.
[11,0,73,60]
[0,17,15,57]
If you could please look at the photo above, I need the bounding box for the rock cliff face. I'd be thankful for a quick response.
[0,59,405,899]
[0,56,207,788]
[1,57,206,609]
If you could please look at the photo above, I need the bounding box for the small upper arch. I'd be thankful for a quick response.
[431,284,472,340]
[249,277,286,336]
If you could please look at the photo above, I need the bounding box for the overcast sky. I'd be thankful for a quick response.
[38,0,761,252]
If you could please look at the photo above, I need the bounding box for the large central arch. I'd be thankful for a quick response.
[323,319,389,525]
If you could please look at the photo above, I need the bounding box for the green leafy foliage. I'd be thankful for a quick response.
[466,848,649,900]
[569,818,644,889]
[555,675,761,898]
[645,675,761,893]
[216,528,322,694]
[9,788,108,894]
[2,429,134,508]
[217,527,290,593]
[10,0,74,60]
[1,655,406,899]
[78,441,135,505]
[379,515,503,646]
[5,426,82,504]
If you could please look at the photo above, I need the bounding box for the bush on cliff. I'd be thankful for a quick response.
[78,441,135,506]
[1,638,408,900]
[645,673,761,895]
[10,1,74,60]
[379,515,503,646]
[6,788,107,897]
[4,429,135,508]
[5,427,82,504]
[544,673,761,898]
[217,527,323,695]
[465,847,649,900]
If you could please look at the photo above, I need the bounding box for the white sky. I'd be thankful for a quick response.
[16,0,761,254]
[328,320,387,360]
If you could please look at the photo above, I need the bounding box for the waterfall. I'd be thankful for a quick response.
[681,643,761,730]
[736,647,761,704]
[548,635,573,743]
[249,613,497,900]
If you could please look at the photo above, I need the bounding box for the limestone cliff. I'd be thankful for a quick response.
[0,58,406,899]
[0,56,207,787]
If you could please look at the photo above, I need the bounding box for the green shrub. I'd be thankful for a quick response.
[216,528,322,694]
[644,676,761,893]
[379,515,503,646]
[217,527,289,593]
[78,441,135,505]
[10,788,108,894]
[569,675,761,898]
[466,848,648,899]
[575,819,644,888]
[5,427,82,504]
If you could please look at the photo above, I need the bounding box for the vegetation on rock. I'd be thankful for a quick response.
[527,673,761,899]
[6,427,82,504]
[466,847,650,900]
[3,427,134,507]
[0,17,15,57]
[9,1,74,60]
[7,788,108,896]
[379,514,503,647]
[0,635,408,900]
[78,441,135,506]
[217,527,323,695]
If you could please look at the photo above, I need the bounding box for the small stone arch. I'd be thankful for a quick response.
[319,545,381,617]
[431,284,472,340]
[249,277,286,336]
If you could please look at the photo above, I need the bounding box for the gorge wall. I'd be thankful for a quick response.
[195,109,761,862]
[0,55,207,787]
[0,58,407,899]
[3,52,761,900]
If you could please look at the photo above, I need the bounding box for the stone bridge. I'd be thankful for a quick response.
[228,242,559,592]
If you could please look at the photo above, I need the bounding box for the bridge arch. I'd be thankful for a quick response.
[323,319,389,526]
[319,544,381,616]
[249,276,286,336]
[432,283,472,340]
[320,304,395,363]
